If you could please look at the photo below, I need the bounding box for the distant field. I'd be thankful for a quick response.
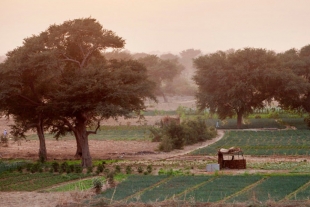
[191,130,310,156]
[205,118,285,129]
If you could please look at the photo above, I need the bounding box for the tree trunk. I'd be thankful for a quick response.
[73,130,82,158]
[237,111,243,129]
[74,114,92,167]
[37,118,47,161]
[160,90,168,103]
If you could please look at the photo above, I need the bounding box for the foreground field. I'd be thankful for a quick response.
[96,174,310,204]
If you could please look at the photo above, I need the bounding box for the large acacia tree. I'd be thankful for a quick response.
[0,18,155,167]
[193,48,299,128]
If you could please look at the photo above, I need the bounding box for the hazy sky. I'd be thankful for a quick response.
[0,0,310,56]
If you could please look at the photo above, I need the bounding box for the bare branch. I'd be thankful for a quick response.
[81,45,98,68]
[60,53,81,68]
[87,120,100,135]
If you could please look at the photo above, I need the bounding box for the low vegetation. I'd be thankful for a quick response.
[150,117,217,152]
[191,130,310,156]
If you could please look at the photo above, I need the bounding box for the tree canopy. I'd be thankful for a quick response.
[0,18,156,167]
[193,48,302,128]
[276,45,310,113]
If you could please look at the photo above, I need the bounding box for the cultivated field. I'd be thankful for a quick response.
[1,96,310,207]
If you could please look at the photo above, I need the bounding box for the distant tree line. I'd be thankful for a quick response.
[193,46,310,128]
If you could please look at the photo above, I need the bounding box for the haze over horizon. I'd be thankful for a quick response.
[1,0,310,56]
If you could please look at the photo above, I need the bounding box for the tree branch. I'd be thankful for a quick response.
[18,94,41,106]
[87,120,100,135]
[81,45,98,68]
[61,53,81,68]
[60,117,75,132]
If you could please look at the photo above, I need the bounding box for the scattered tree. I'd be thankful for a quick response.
[194,48,285,128]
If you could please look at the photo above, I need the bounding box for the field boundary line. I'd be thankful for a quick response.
[281,179,310,201]
[217,176,268,203]
[170,177,218,201]
[37,175,99,192]
[119,176,173,203]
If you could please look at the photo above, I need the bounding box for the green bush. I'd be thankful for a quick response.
[97,163,104,173]
[182,118,216,144]
[115,165,121,173]
[158,135,174,152]
[157,117,217,152]
[268,111,279,119]
[31,163,42,173]
[149,127,163,142]
[59,162,69,173]
[92,177,103,190]
[147,165,152,174]
[75,165,82,173]
[164,123,185,149]
[138,166,143,173]
[87,166,93,174]
[51,162,60,172]
[126,166,132,174]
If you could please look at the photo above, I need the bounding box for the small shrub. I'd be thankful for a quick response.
[149,127,163,142]
[51,162,60,172]
[137,166,143,173]
[92,178,103,194]
[97,163,104,173]
[69,164,75,173]
[17,165,23,173]
[255,115,261,119]
[96,164,104,175]
[147,165,152,174]
[126,165,132,174]
[60,162,69,173]
[87,166,93,174]
[30,163,41,173]
[74,165,82,173]
[268,111,279,119]
[49,168,54,173]
[66,166,72,174]
[107,171,115,187]
[115,165,121,173]
[104,168,110,175]
[26,163,32,172]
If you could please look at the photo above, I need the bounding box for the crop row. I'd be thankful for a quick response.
[191,130,310,155]
[98,175,310,204]
[0,173,91,191]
